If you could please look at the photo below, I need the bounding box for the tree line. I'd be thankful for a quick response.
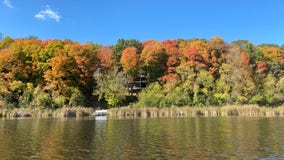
[0,36,283,108]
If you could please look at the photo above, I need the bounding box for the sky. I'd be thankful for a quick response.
[1,0,284,45]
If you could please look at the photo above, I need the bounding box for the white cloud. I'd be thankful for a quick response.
[3,0,14,8]
[35,5,61,22]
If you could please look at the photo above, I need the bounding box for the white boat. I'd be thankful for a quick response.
[92,109,108,116]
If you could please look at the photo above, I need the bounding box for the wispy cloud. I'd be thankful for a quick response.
[3,0,14,8]
[35,5,61,22]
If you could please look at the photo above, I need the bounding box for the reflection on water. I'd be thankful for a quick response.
[0,117,284,159]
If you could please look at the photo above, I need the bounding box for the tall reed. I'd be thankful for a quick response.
[108,105,284,118]
[0,107,94,118]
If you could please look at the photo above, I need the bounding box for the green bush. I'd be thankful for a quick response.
[53,95,68,108]
[33,92,52,108]
[137,82,164,107]
[164,86,191,107]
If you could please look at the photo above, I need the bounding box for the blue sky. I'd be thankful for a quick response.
[1,0,284,45]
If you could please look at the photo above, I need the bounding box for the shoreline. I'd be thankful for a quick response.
[108,105,284,118]
[1,105,284,119]
[0,107,94,118]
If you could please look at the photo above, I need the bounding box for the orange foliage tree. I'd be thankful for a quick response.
[69,43,97,90]
[96,46,116,71]
[208,36,227,77]
[120,47,140,79]
[140,42,168,82]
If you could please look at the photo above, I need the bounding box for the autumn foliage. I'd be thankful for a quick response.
[120,47,140,78]
[96,46,116,71]
[0,36,283,108]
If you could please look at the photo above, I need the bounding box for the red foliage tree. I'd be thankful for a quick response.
[183,47,205,67]
[256,61,268,77]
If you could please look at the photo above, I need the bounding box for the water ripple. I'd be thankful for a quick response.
[1,117,284,159]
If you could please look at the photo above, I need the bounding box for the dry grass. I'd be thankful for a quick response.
[1,105,284,119]
[0,107,94,118]
[54,107,94,117]
[0,108,35,118]
[108,105,284,118]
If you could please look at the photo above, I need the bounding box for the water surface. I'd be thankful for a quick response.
[0,117,284,159]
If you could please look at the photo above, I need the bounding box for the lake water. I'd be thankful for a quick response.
[0,117,284,160]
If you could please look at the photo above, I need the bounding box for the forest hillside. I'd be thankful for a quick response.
[0,36,283,109]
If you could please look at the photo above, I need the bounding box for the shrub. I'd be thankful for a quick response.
[137,82,164,107]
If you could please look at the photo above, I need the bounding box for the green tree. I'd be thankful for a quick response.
[262,74,278,105]
[164,86,191,107]
[255,74,283,106]
[214,63,234,105]
[31,85,52,108]
[94,68,127,107]
[196,69,214,105]
[19,83,34,108]
[8,80,25,107]
[64,87,86,107]
[216,45,255,104]
[276,77,284,104]
[137,82,164,107]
